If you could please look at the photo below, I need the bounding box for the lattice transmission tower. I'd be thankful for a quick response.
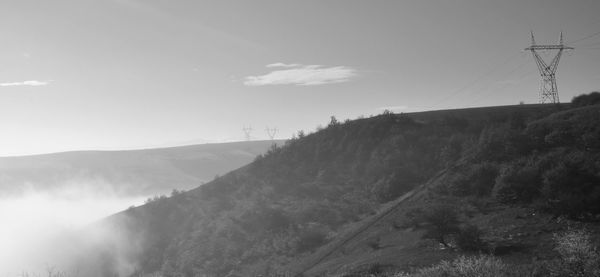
[265,126,278,140]
[525,32,573,104]
[242,126,253,141]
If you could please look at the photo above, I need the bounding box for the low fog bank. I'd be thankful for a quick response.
[0,182,151,276]
[0,142,280,276]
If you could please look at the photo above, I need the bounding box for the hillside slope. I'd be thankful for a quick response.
[294,104,600,276]
[0,140,282,196]
[76,103,600,277]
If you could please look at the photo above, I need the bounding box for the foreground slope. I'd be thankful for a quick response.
[295,104,600,276]
[83,102,600,277]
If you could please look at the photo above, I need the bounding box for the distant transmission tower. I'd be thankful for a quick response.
[242,126,253,141]
[265,126,278,140]
[525,32,573,104]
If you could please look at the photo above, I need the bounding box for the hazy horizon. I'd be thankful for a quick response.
[1,0,599,156]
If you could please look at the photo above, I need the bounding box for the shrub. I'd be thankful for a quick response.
[468,163,499,196]
[572,91,600,107]
[373,171,419,202]
[422,204,461,248]
[475,126,510,161]
[456,225,486,252]
[367,237,382,250]
[493,160,541,203]
[408,255,508,277]
[394,230,600,277]
[446,172,470,196]
[548,229,600,277]
[448,163,499,197]
[540,151,600,218]
[525,105,600,150]
[439,135,465,165]
[475,126,533,161]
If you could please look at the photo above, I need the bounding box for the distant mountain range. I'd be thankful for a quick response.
[0,140,283,196]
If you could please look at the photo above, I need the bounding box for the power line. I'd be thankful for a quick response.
[568,29,600,45]
[466,65,537,106]
[577,39,600,48]
[430,52,522,107]
[454,57,531,105]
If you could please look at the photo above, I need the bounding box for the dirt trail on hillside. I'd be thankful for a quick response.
[292,167,451,276]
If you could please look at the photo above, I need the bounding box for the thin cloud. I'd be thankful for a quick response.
[266,62,302,68]
[244,64,357,86]
[0,80,50,87]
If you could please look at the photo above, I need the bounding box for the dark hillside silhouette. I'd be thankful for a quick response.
[82,101,598,277]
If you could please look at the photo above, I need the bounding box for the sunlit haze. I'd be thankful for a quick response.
[0,185,146,274]
[1,0,600,156]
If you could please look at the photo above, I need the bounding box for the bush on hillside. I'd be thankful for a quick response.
[392,231,600,277]
[422,204,461,248]
[447,163,499,197]
[525,105,600,150]
[373,171,421,202]
[572,91,600,107]
[445,172,470,196]
[456,225,486,252]
[439,134,465,166]
[541,151,600,218]
[469,163,500,196]
[546,229,600,277]
[402,255,509,277]
[475,125,534,162]
[493,159,541,203]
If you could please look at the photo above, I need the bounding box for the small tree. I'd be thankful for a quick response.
[422,204,461,248]
[572,91,600,107]
[328,115,340,127]
[541,152,600,218]
[297,130,305,138]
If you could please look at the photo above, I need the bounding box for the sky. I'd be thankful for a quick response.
[1,0,599,156]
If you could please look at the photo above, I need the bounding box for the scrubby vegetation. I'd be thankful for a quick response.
[334,228,599,277]
[89,92,600,277]
[123,111,464,276]
[572,91,600,107]
[396,255,509,277]
[437,97,600,220]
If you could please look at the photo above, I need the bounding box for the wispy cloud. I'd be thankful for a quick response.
[265,62,302,68]
[244,63,357,86]
[0,80,50,87]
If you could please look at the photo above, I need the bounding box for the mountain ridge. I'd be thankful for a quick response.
[0,140,284,196]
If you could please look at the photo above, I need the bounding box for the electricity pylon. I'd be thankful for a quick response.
[242,126,253,141]
[265,127,278,140]
[525,32,573,104]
